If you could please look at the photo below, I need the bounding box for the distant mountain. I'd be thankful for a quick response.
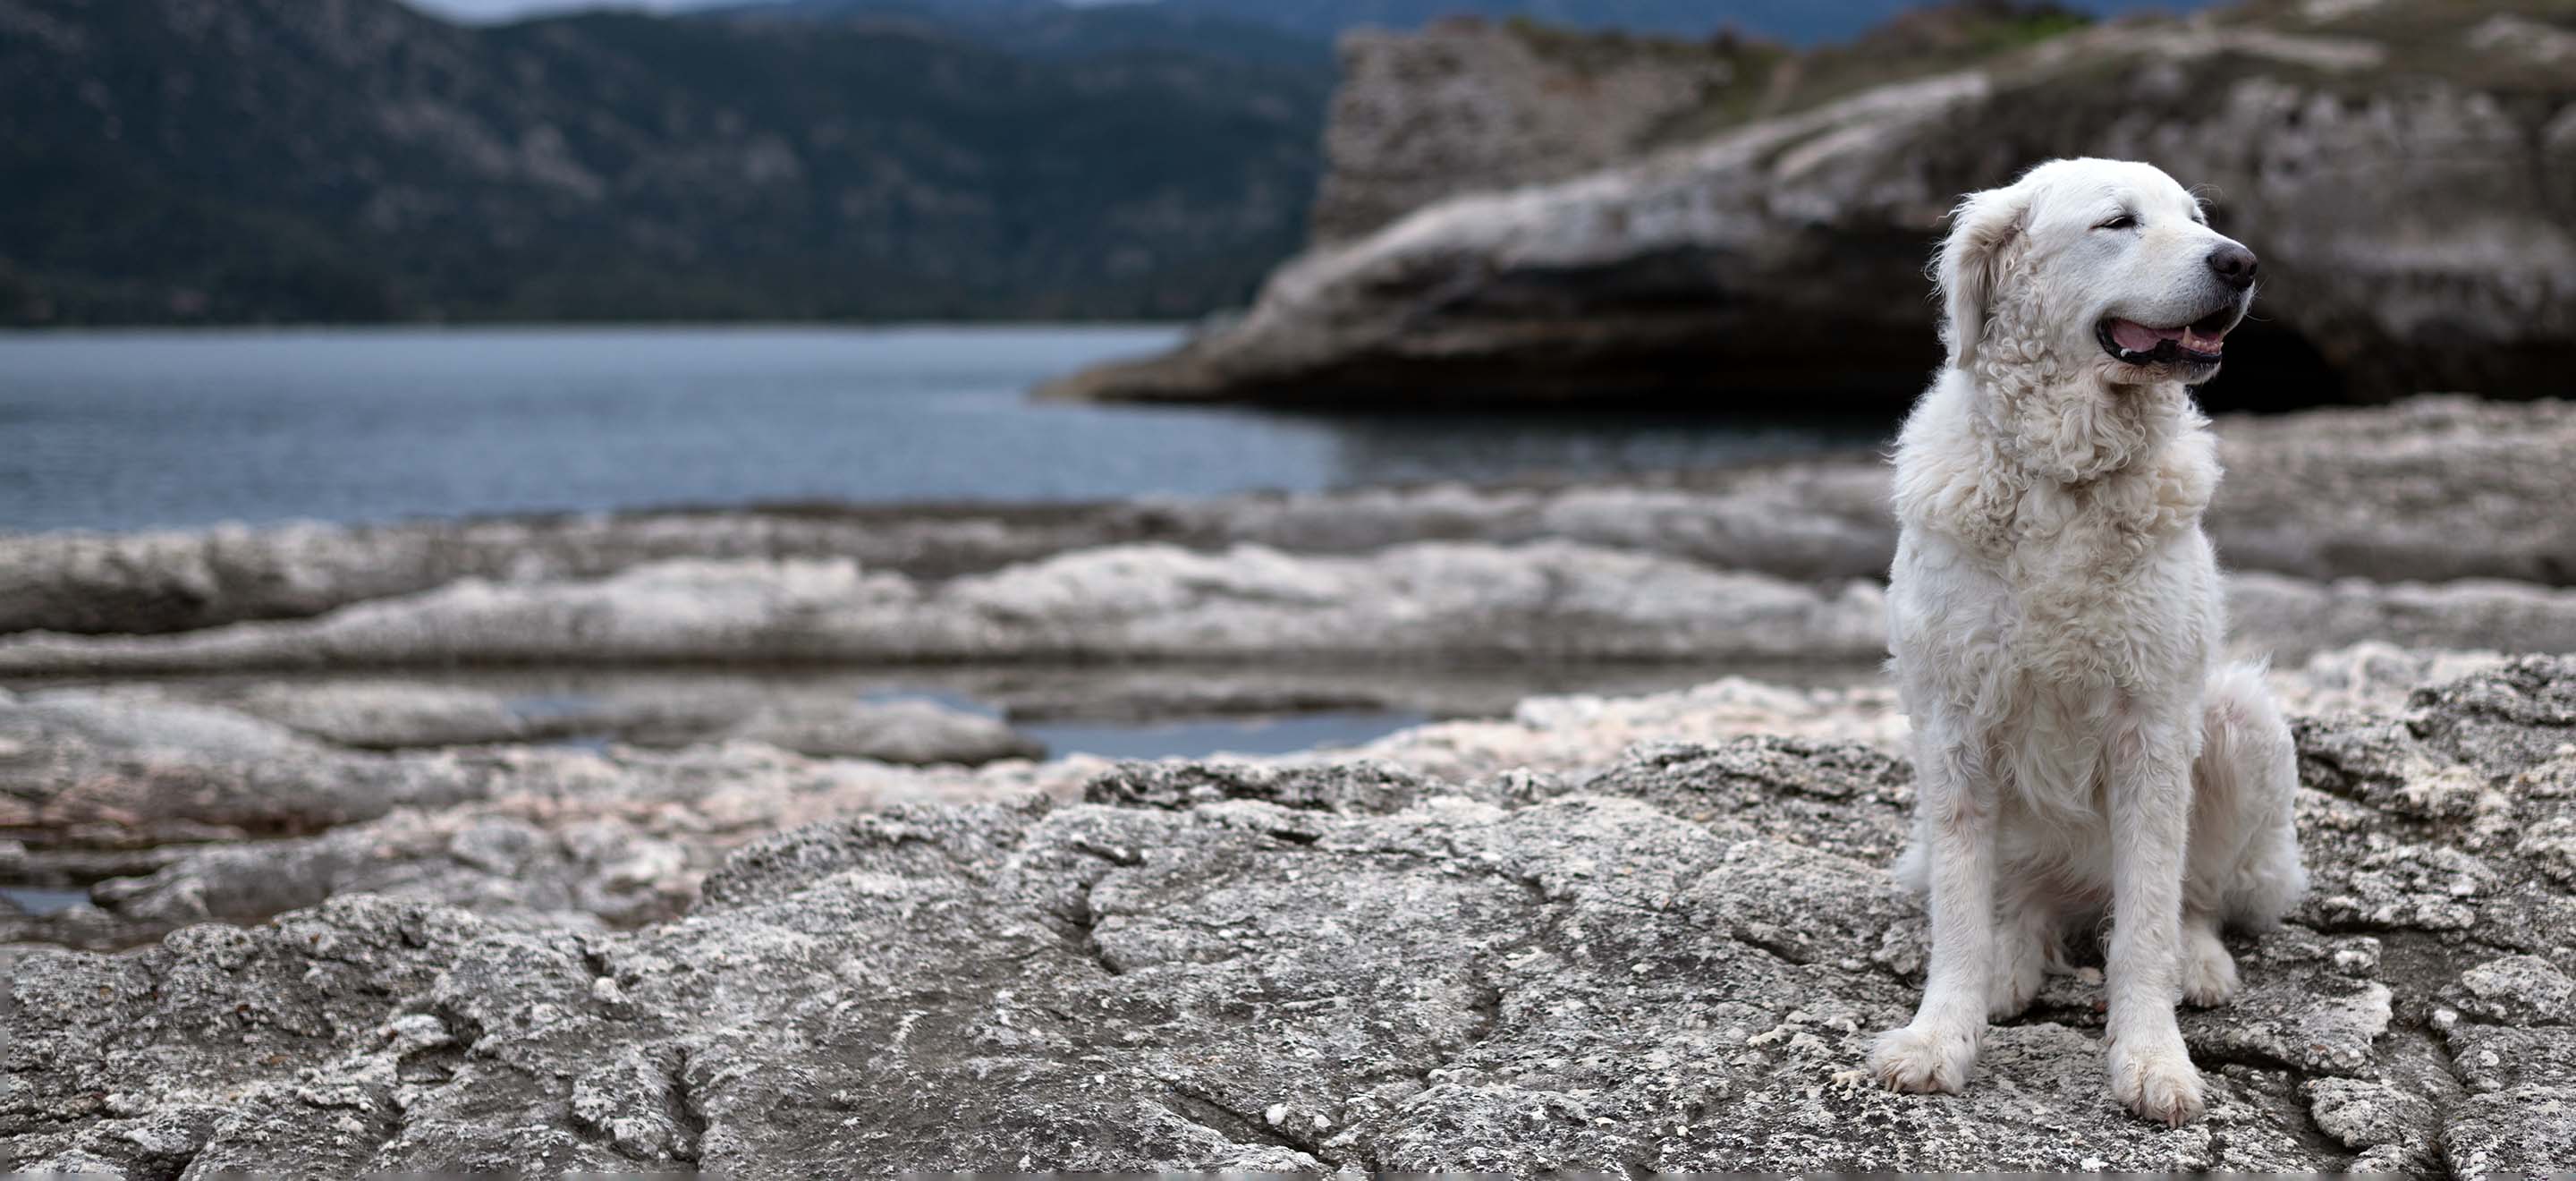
[0,0,2215,326]
[708,0,1335,67]
[716,0,2220,46]
[449,0,2220,46]
[0,0,1331,325]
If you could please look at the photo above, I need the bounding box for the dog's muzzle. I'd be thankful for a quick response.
[2097,303,2241,367]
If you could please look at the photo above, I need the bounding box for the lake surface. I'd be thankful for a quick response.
[0,326,1885,533]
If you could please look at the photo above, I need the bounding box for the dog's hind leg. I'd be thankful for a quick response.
[2175,662,2307,1008]
[2178,908,2239,1006]
[1988,873,2060,1019]
[2188,661,2309,930]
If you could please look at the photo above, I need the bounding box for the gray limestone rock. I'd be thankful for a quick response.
[0,687,484,847]
[721,698,1045,766]
[223,680,532,748]
[5,399,2572,644]
[2451,954,2576,1026]
[3,657,2574,1172]
[3,540,2572,676]
[0,544,1900,674]
[1041,11,2575,406]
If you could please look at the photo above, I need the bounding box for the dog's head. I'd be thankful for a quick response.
[1935,157,2256,385]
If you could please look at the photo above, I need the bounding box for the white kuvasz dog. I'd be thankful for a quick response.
[1862,158,2306,1126]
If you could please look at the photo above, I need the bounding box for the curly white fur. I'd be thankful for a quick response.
[1863,158,2307,1126]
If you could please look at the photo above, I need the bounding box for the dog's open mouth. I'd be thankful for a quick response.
[2097,307,2237,366]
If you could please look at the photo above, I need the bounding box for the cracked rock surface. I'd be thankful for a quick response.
[0,643,2481,951]
[4,657,2572,1174]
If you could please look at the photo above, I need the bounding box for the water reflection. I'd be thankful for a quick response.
[1301,406,1889,489]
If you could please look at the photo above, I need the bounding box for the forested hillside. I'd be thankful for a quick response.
[0,0,1330,324]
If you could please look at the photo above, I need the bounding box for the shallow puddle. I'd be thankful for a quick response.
[0,887,92,915]
[1018,709,1430,760]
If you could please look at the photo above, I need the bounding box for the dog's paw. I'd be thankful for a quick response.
[1866,1023,1979,1094]
[2181,928,2241,1007]
[2107,1037,2206,1126]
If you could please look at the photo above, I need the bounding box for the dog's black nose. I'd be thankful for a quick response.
[2207,242,2258,290]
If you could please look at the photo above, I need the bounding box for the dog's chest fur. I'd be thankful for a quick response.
[1890,371,2223,702]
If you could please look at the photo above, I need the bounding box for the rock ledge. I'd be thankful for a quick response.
[5,658,2573,1174]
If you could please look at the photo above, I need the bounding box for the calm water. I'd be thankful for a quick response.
[0,326,1882,533]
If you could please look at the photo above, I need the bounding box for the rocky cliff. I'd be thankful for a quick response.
[1043,0,2576,409]
[4,655,2572,1173]
[1309,20,1756,244]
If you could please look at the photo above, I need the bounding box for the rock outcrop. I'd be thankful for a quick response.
[1041,3,2576,407]
[0,687,488,849]
[0,684,1098,948]
[4,657,2573,1173]
[0,642,2476,951]
[1310,19,1750,243]
[0,684,1045,844]
[2,539,2571,676]
[0,543,1897,673]
[2207,397,2576,586]
[6,397,2568,638]
[0,502,1153,637]
[720,699,1043,766]
[216,682,544,750]
[204,679,1044,765]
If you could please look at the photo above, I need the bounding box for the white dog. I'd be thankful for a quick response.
[1863,158,2307,1126]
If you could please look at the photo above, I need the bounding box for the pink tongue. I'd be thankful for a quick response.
[2109,319,2182,352]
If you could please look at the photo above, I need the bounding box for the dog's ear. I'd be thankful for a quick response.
[1934,183,2032,370]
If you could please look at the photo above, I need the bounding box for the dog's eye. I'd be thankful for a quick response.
[2097,214,2138,231]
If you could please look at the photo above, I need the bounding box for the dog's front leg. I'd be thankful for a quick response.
[1868,739,1991,1092]
[2104,721,2207,1126]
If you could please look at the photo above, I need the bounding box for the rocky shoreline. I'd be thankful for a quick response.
[4,395,2572,1170]
[3,398,2570,659]
[4,544,2572,676]
[9,0,2572,1168]
[2,653,2572,1172]
[0,639,2509,949]
[2,395,2571,941]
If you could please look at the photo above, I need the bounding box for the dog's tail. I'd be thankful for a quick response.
[2191,659,2309,929]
